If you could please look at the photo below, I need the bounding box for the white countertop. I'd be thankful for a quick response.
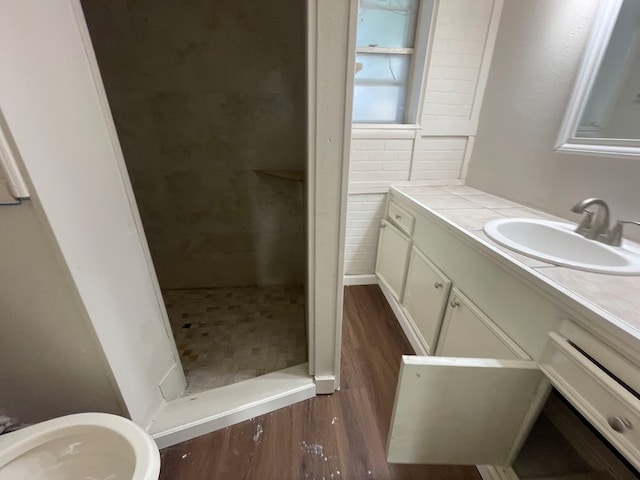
[390,184,640,359]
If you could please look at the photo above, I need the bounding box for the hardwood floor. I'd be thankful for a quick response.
[158,285,482,480]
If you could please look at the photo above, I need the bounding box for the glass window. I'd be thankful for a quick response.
[353,53,410,123]
[356,0,419,48]
[352,0,424,124]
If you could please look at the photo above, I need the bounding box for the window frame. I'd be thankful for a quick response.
[353,0,436,125]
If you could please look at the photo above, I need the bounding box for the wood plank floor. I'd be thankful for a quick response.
[158,285,482,480]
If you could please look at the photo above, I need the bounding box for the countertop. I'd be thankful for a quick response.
[390,184,640,359]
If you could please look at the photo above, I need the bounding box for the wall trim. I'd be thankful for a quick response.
[469,0,505,128]
[307,0,358,391]
[459,135,476,181]
[314,375,337,394]
[351,127,418,139]
[348,179,464,195]
[343,274,378,286]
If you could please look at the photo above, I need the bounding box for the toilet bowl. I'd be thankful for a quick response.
[0,412,160,480]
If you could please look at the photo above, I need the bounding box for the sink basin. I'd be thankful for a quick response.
[483,218,640,275]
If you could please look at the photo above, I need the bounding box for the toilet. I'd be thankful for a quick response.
[0,413,160,479]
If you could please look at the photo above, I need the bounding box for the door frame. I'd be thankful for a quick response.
[67,0,356,416]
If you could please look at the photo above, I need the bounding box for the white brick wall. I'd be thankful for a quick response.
[412,137,468,180]
[349,138,413,183]
[422,0,494,123]
[343,193,386,275]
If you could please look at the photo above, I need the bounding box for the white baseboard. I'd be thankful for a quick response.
[149,363,315,448]
[314,375,337,394]
[477,465,518,480]
[377,281,428,356]
[343,274,378,285]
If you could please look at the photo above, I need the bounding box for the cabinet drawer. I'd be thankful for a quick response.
[541,332,640,470]
[388,200,415,235]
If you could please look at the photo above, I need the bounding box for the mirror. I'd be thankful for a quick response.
[557,0,640,156]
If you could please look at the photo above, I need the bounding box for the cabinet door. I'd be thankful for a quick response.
[375,220,411,301]
[402,246,451,354]
[387,355,546,466]
[435,288,529,360]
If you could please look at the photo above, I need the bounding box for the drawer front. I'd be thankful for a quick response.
[388,200,415,235]
[541,332,640,470]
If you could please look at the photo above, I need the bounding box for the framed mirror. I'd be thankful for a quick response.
[556,0,640,157]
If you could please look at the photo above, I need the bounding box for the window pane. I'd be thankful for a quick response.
[357,0,419,48]
[355,53,410,84]
[353,53,409,123]
[353,85,406,123]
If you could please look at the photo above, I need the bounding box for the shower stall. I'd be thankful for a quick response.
[81,0,307,395]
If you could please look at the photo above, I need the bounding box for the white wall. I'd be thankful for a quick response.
[0,201,123,423]
[344,0,502,275]
[466,0,640,242]
[0,0,185,426]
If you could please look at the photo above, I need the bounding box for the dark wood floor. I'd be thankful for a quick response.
[158,285,482,480]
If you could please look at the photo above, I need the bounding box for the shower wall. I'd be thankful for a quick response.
[81,1,305,288]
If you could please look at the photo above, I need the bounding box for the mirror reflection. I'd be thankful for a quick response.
[578,0,640,140]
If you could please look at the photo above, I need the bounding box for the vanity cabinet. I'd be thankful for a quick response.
[377,196,526,360]
[387,321,640,474]
[401,246,451,354]
[375,219,411,301]
[376,190,640,476]
[436,288,529,360]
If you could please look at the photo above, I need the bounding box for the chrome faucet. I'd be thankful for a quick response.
[570,198,610,241]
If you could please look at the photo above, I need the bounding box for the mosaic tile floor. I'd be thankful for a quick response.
[163,284,307,395]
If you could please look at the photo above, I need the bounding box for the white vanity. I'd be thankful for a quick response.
[375,185,640,479]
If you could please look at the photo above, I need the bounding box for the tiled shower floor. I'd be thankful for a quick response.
[163,284,307,395]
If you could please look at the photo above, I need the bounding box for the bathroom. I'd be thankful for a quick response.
[1,0,640,478]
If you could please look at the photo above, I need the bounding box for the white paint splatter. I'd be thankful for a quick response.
[331,416,338,425]
[299,441,324,456]
[253,424,264,443]
[181,453,190,459]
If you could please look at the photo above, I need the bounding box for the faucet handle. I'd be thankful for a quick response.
[607,220,640,246]
[574,208,594,236]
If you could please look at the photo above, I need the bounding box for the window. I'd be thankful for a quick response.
[352,0,434,124]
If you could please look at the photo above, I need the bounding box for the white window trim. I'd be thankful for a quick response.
[353,0,436,125]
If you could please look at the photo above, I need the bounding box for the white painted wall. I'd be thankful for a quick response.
[344,0,502,275]
[0,200,123,423]
[0,0,185,426]
[466,0,640,242]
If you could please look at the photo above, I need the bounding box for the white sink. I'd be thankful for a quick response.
[483,218,640,275]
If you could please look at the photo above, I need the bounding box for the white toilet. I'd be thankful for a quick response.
[0,413,160,480]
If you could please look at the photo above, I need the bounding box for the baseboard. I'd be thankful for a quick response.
[314,375,336,394]
[377,281,428,356]
[477,465,518,480]
[343,274,378,285]
[149,363,315,448]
